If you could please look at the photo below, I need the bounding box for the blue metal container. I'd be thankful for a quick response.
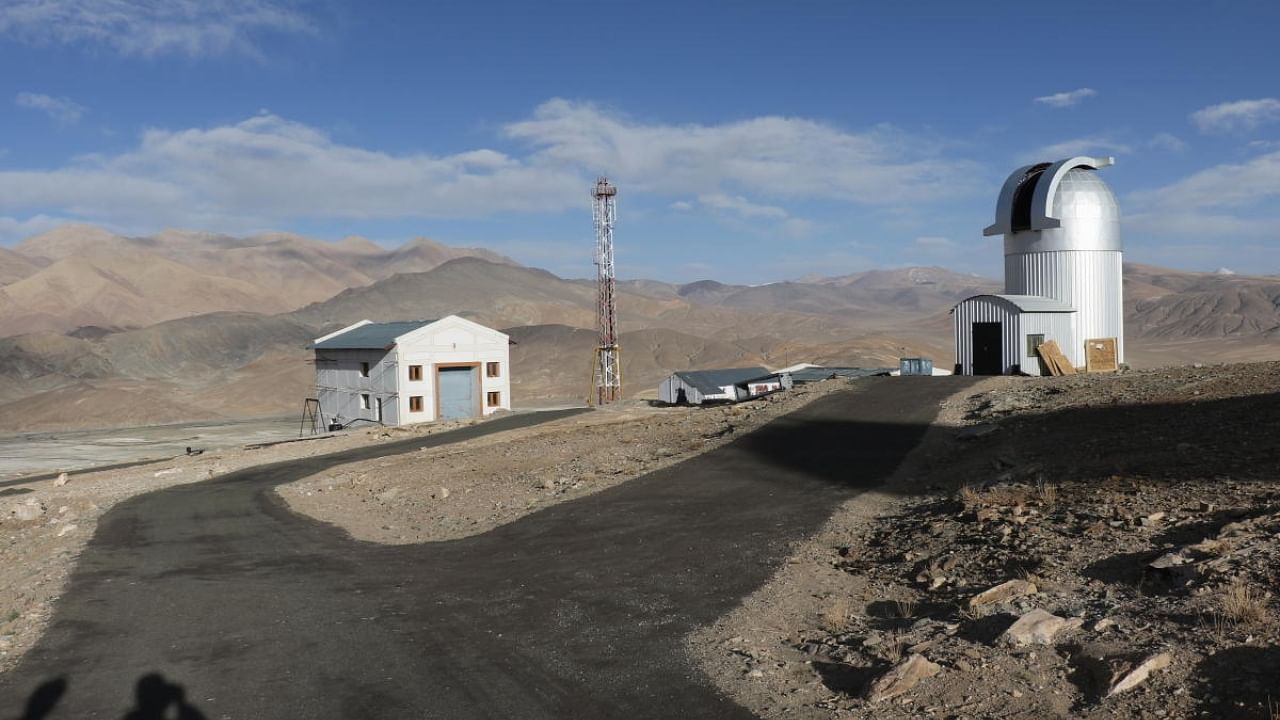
[899,357,934,376]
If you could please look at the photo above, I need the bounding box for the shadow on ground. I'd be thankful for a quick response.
[3,378,1278,718]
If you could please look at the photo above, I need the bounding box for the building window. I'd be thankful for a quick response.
[1026,333,1046,357]
[360,394,371,410]
[487,391,500,408]
[409,396,423,413]
[359,362,370,378]
[486,362,500,378]
[408,365,423,381]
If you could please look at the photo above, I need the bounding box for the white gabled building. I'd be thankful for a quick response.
[311,315,511,427]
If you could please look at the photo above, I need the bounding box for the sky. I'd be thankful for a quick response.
[1,0,1278,283]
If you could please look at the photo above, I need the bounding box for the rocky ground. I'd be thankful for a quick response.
[692,362,1280,719]
[280,379,856,543]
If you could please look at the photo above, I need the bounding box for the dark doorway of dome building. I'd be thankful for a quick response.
[972,322,1002,375]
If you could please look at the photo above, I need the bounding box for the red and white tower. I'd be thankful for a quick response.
[591,177,621,404]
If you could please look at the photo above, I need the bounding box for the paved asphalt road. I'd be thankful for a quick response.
[2,377,969,719]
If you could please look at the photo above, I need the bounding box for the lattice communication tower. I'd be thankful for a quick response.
[590,177,621,404]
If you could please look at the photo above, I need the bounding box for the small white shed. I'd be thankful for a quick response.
[952,294,1076,376]
[658,367,792,405]
[311,315,511,427]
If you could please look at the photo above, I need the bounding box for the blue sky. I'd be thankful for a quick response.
[1,0,1278,282]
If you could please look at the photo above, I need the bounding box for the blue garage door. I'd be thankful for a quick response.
[437,366,478,420]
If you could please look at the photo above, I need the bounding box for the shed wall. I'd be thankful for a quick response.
[953,299,1021,375]
[1017,311,1078,376]
[314,348,398,426]
[659,376,703,404]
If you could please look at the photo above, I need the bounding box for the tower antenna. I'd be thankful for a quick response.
[589,177,621,404]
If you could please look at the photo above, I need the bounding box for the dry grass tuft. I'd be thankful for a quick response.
[881,632,904,665]
[894,598,916,619]
[1219,581,1268,626]
[958,484,982,508]
[1197,610,1230,643]
[1035,479,1058,507]
[821,596,851,632]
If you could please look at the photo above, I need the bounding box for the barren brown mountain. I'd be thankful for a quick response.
[1,226,1278,432]
[0,247,42,285]
[0,225,513,337]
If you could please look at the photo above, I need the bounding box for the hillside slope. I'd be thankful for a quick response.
[0,225,515,337]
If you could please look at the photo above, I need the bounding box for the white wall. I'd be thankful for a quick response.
[394,316,511,426]
[1005,250,1124,367]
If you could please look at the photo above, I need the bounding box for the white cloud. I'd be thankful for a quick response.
[505,99,981,205]
[0,113,585,231]
[0,214,69,244]
[1131,150,1280,210]
[1127,150,1280,238]
[1148,132,1187,152]
[697,193,788,220]
[913,236,954,248]
[1020,136,1131,162]
[1033,88,1096,108]
[15,92,86,124]
[1191,98,1280,133]
[0,101,980,238]
[668,200,693,211]
[0,0,315,58]
[682,193,816,239]
[905,235,960,263]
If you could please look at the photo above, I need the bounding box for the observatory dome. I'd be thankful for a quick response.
[1039,167,1121,252]
[960,156,1126,375]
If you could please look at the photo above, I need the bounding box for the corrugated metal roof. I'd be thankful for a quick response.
[313,320,435,350]
[674,367,769,395]
[789,367,893,383]
[961,294,1076,313]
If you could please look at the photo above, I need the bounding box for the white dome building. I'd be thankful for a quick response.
[953,156,1124,375]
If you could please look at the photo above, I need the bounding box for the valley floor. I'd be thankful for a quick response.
[0,416,296,480]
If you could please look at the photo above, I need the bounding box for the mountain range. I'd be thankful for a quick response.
[0,225,1277,432]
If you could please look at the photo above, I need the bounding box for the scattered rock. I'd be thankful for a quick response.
[1107,652,1172,697]
[956,424,999,441]
[1091,617,1117,632]
[56,524,77,537]
[865,654,942,703]
[153,469,181,478]
[439,487,451,500]
[1000,609,1080,646]
[54,473,69,487]
[1148,552,1190,570]
[968,579,1037,609]
[12,501,44,522]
